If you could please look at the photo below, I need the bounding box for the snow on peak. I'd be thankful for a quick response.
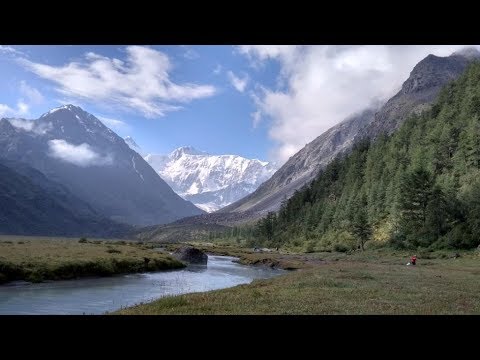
[145,148,278,212]
[40,104,81,118]
[124,136,139,148]
[124,136,145,156]
[36,105,120,144]
[169,146,207,159]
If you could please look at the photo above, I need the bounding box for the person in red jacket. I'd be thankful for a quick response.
[411,255,417,265]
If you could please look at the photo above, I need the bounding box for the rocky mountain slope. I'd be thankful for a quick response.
[0,105,203,227]
[0,159,130,236]
[221,49,480,218]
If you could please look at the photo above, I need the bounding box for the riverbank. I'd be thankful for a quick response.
[0,237,184,284]
[116,246,480,314]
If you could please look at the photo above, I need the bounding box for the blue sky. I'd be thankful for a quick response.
[0,45,476,163]
[0,45,278,160]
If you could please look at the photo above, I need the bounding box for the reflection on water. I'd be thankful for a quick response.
[0,255,283,315]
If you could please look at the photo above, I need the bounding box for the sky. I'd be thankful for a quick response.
[0,45,477,164]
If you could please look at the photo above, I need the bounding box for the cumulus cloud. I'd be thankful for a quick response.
[98,116,130,133]
[16,101,29,115]
[0,104,14,117]
[227,70,249,92]
[0,101,31,118]
[238,45,478,163]
[48,139,112,167]
[8,118,34,131]
[7,118,52,135]
[20,46,216,118]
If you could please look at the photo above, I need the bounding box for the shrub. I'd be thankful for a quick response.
[333,243,349,253]
[0,273,7,284]
[106,248,121,254]
[78,238,88,243]
[389,231,405,249]
[305,241,316,253]
[440,224,475,249]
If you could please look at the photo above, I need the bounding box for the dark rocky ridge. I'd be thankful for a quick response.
[0,159,130,236]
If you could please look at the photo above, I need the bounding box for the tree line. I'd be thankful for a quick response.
[214,62,480,251]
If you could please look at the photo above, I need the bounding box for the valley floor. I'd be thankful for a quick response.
[115,245,480,315]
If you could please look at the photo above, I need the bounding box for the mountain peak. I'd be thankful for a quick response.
[39,104,110,133]
[170,146,207,158]
[40,104,83,118]
[400,51,472,95]
[124,136,139,148]
[146,148,277,212]
[124,136,145,156]
[452,47,480,60]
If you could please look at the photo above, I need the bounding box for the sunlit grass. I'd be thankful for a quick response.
[0,236,184,283]
[116,247,480,314]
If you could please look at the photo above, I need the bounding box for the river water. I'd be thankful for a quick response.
[0,255,283,315]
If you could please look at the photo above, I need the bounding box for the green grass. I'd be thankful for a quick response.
[115,247,480,314]
[0,237,184,284]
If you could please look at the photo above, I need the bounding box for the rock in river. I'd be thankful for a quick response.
[173,247,208,265]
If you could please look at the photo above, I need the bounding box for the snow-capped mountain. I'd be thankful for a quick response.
[144,146,278,212]
[0,105,203,226]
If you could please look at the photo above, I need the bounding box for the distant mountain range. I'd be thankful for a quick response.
[128,144,277,212]
[0,105,203,234]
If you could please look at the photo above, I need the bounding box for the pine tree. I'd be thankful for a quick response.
[349,195,371,251]
[399,167,434,231]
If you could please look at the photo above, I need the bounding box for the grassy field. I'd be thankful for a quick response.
[0,236,184,284]
[116,246,480,314]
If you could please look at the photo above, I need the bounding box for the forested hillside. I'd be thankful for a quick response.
[220,63,480,251]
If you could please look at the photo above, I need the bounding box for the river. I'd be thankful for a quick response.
[0,255,283,315]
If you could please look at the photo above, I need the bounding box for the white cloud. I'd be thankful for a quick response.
[237,45,299,70]
[7,118,53,135]
[251,110,261,128]
[0,101,32,118]
[48,139,113,167]
[182,46,200,60]
[20,46,216,118]
[20,81,44,104]
[0,82,44,118]
[0,104,15,117]
[227,70,249,92]
[0,45,21,55]
[239,45,478,163]
[98,116,130,133]
[8,118,34,131]
[16,101,29,115]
